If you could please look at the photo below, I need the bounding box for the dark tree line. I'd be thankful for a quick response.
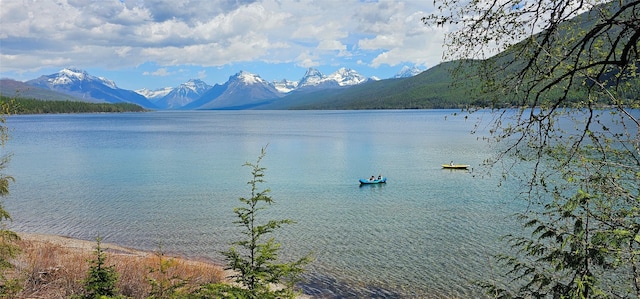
[0,96,146,114]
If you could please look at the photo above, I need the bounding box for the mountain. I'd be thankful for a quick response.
[136,87,173,100]
[183,71,282,109]
[394,66,424,78]
[297,67,370,89]
[26,68,156,109]
[258,2,640,110]
[298,68,328,88]
[0,78,82,101]
[255,60,482,110]
[272,79,298,93]
[6,66,379,110]
[327,67,370,86]
[8,4,634,113]
[153,79,211,109]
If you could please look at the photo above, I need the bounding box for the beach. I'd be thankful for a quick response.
[10,232,227,299]
[18,232,152,256]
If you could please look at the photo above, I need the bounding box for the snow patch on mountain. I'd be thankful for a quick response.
[297,67,369,88]
[181,79,209,92]
[327,67,369,86]
[136,87,173,99]
[98,77,117,89]
[272,79,299,93]
[58,68,86,80]
[234,71,268,85]
[394,66,423,78]
[51,68,117,89]
[298,68,326,87]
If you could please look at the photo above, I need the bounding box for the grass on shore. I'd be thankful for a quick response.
[7,237,226,299]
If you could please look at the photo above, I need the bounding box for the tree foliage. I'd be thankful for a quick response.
[425,0,639,298]
[81,237,120,299]
[424,0,639,108]
[146,248,189,299]
[218,146,310,299]
[0,99,19,297]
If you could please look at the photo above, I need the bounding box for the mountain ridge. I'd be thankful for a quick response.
[182,71,282,110]
[153,79,211,109]
[3,65,419,110]
[25,68,157,109]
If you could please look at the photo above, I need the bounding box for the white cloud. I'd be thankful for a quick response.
[143,68,171,76]
[369,25,447,68]
[0,0,444,81]
[317,40,347,52]
[359,35,404,50]
[295,51,321,68]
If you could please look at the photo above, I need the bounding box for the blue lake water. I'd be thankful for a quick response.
[3,110,526,298]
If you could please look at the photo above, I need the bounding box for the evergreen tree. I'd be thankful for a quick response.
[219,146,310,299]
[82,237,120,299]
[0,99,20,297]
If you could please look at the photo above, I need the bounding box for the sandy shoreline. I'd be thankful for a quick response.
[16,231,312,299]
[18,232,152,257]
[11,232,234,298]
[16,232,227,268]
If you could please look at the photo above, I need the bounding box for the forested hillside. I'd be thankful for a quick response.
[271,55,637,110]
[1,96,146,114]
[271,61,485,110]
[259,1,638,110]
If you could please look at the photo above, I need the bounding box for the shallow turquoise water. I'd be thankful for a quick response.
[4,110,525,298]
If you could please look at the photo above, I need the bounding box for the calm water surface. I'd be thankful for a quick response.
[4,110,525,298]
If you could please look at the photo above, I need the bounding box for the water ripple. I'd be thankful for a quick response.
[6,111,524,298]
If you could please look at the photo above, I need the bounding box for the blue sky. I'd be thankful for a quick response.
[0,0,449,91]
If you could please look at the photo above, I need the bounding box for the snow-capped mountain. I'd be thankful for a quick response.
[152,79,211,109]
[394,66,424,78]
[136,79,211,109]
[18,66,378,110]
[29,68,115,90]
[183,71,282,110]
[136,87,173,100]
[272,79,299,93]
[326,67,370,86]
[298,68,327,88]
[297,67,369,89]
[27,68,156,108]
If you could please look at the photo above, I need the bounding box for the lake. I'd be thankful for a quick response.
[4,110,525,298]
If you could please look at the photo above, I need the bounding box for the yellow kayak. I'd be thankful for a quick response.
[441,164,470,169]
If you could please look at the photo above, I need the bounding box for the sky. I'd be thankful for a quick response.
[0,0,449,91]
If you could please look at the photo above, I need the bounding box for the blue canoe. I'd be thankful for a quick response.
[359,177,387,184]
